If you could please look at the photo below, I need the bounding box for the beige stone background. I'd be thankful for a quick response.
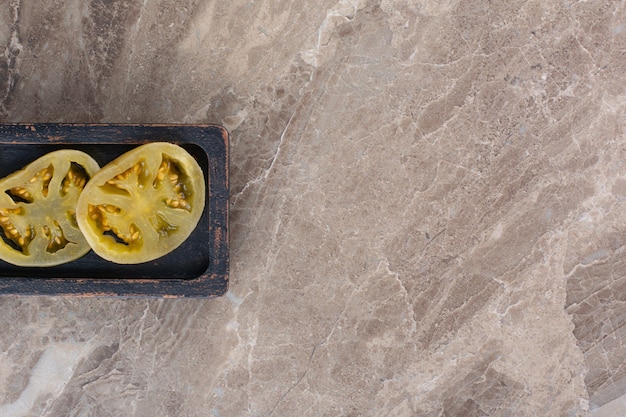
[1,0,626,415]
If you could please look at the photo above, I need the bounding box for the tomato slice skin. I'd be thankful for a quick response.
[0,150,100,267]
[76,142,206,264]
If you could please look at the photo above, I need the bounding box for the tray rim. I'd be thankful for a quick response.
[0,123,229,298]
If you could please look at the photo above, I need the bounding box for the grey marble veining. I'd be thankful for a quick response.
[1,0,626,416]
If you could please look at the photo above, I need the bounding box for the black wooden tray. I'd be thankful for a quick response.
[0,124,228,297]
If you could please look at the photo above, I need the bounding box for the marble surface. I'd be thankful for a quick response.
[1,0,626,415]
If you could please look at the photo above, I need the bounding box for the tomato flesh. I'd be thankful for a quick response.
[76,142,206,264]
[0,150,100,266]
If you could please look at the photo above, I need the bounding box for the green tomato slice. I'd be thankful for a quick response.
[0,150,100,266]
[76,142,206,264]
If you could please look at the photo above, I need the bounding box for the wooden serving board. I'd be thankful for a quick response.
[0,124,228,298]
